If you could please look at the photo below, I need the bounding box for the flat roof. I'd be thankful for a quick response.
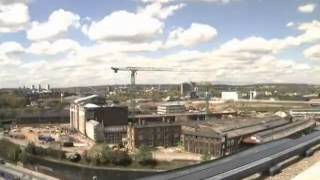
[183,126,222,138]
[130,111,237,119]
[131,123,180,128]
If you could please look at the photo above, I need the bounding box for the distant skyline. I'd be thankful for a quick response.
[1,0,320,88]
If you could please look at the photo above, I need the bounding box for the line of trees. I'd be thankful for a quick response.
[0,93,27,109]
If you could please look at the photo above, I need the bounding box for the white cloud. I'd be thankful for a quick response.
[298,3,316,13]
[0,41,25,54]
[141,0,238,4]
[27,9,80,41]
[138,2,185,20]
[0,3,30,33]
[166,23,217,47]
[0,0,29,5]
[27,39,80,55]
[287,22,294,27]
[304,44,320,61]
[82,10,164,42]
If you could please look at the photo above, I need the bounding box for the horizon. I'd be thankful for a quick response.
[3,82,320,90]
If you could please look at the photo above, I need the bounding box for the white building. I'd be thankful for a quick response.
[86,120,104,142]
[157,103,186,114]
[249,90,257,100]
[221,92,239,101]
[289,109,320,118]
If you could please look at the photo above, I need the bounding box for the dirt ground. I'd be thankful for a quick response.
[4,125,94,153]
[152,147,202,161]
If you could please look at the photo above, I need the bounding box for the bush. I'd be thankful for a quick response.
[0,139,21,162]
[139,158,157,166]
[25,143,36,155]
[19,150,32,164]
[87,144,112,165]
[46,147,64,159]
[201,152,212,161]
[111,150,132,166]
[135,146,157,166]
[25,143,64,159]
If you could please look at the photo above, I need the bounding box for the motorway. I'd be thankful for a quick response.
[140,130,320,180]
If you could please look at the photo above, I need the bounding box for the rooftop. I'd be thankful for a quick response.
[74,94,99,103]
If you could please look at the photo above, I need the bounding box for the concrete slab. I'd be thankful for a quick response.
[292,161,320,180]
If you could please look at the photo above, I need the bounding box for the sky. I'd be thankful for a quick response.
[1,0,320,88]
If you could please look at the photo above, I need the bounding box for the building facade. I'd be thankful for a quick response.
[127,123,181,150]
[221,92,239,101]
[181,126,223,157]
[70,95,128,144]
[157,103,186,114]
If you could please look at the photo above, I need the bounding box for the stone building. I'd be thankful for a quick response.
[127,122,181,150]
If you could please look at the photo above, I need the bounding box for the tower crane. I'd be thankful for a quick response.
[111,66,211,116]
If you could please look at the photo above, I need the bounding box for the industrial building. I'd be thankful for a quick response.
[127,122,181,150]
[182,125,222,156]
[157,103,186,114]
[15,110,69,124]
[221,92,239,101]
[70,95,128,144]
[180,116,314,157]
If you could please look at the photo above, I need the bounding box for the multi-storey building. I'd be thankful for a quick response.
[182,125,223,157]
[70,95,128,144]
[157,103,186,114]
[127,122,181,150]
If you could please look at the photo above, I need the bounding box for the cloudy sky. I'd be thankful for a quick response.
[1,0,320,88]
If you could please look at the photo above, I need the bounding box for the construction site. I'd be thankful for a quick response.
[1,67,318,162]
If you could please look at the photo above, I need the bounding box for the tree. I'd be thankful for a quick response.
[111,150,132,166]
[25,143,36,155]
[87,144,112,165]
[201,152,212,161]
[19,150,31,164]
[176,141,183,149]
[135,146,157,166]
[0,139,21,162]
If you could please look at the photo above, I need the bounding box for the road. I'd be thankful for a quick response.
[0,132,59,180]
[0,162,59,180]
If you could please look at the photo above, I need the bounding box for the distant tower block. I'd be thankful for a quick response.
[180,82,193,96]
[61,93,64,103]
[249,90,257,101]
[31,85,35,90]
[46,84,50,90]
[38,84,42,91]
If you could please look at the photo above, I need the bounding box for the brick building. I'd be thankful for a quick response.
[127,122,181,150]
[182,126,223,157]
